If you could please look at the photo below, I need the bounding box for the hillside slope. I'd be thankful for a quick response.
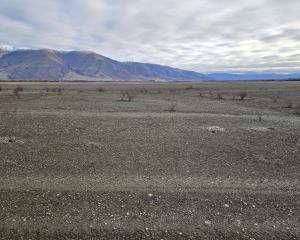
[0,49,209,81]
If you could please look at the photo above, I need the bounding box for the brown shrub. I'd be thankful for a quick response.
[120,92,136,102]
[286,100,293,108]
[217,93,223,100]
[13,86,23,95]
[294,101,300,115]
[239,91,247,100]
[258,114,263,121]
[185,85,194,90]
[166,104,176,112]
[271,96,279,103]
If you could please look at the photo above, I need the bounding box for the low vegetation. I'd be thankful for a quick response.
[120,91,136,102]
[217,92,223,100]
[13,86,23,96]
[239,91,247,100]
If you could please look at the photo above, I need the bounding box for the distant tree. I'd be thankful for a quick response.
[98,88,104,93]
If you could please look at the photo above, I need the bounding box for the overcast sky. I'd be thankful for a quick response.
[1,0,300,72]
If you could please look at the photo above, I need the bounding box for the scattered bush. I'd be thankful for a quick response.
[271,96,279,103]
[98,88,104,93]
[185,85,194,90]
[120,92,136,102]
[140,88,148,94]
[258,114,263,121]
[286,100,293,108]
[166,104,176,112]
[0,86,2,92]
[51,88,63,94]
[239,91,247,100]
[13,86,23,96]
[295,101,300,115]
[217,93,223,100]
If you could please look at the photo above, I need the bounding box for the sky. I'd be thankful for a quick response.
[0,0,300,73]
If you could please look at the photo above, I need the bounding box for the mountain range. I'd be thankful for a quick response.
[0,48,209,81]
[206,72,300,81]
[0,47,299,81]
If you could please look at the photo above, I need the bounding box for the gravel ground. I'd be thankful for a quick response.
[0,81,299,239]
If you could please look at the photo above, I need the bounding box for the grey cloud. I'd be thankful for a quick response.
[0,0,300,72]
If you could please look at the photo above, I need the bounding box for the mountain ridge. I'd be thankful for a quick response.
[0,49,209,81]
[1,48,299,81]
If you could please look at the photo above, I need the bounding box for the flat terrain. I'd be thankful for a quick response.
[0,81,299,239]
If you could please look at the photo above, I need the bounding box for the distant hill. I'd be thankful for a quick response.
[0,49,209,81]
[207,72,300,81]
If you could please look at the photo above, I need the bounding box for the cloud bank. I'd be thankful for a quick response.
[1,0,300,72]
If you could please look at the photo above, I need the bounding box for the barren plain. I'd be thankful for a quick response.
[0,81,299,239]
